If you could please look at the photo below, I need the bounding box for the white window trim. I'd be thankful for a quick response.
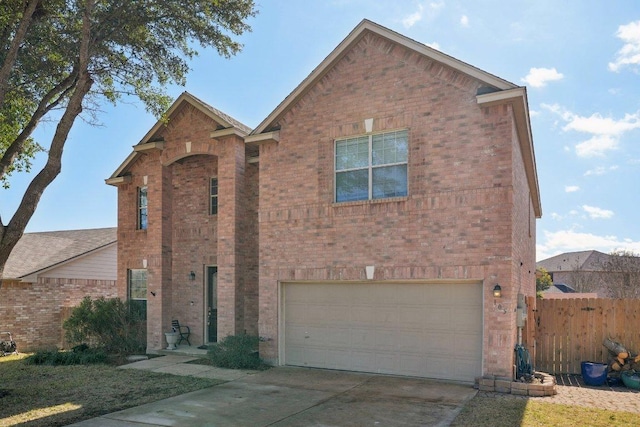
[334,129,408,203]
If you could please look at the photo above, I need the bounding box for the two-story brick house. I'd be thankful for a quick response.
[107,20,541,383]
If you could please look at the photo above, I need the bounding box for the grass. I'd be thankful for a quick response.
[0,353,222,427]
[451,393,640,426]
[2,351,639,427]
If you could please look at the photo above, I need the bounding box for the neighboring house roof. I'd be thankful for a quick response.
[3,227,117,280]
[547,283,576,293]
[542,283,599,299]
[247,19,541,218]
[537,250,609,273]
[106,92,251,183]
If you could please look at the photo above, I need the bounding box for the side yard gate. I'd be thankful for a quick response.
[530,298,640,374]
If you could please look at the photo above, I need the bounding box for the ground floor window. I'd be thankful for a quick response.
[128,269,147,320]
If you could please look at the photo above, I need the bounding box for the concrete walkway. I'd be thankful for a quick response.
[69,355,477,427]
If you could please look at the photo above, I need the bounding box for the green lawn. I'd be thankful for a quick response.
[2,353,638,427]
[0,354,221,427]
[451,393,639,426]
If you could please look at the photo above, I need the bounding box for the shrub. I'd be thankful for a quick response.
[24,346,108,366]
[63,297,146,354]
[207,335,267,370]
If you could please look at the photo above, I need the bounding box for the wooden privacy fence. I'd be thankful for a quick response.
[531,298,640,374]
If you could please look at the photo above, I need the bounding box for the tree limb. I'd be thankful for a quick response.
[0,0,41,108]
[0,72,78,180]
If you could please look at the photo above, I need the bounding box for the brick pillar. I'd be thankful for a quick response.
[217,136,246,338]
[146,161,173,351]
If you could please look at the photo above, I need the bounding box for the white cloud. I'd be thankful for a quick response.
[609,20,640,72]
[575,135,618,157]
[521,67,564,88]
[402,5,424,28]
[537,229,640,261]
[582,205,614,219]
[426,41,441,50]
[564,185,580,193]
[584,165,618,176]
[402,1,444,28]
[542,103,640,157]
[460,15,469,27]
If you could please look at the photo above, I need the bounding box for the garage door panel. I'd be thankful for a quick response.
[374,307,399,326]
[351,350,376,370]
[350,305,376,324]
[284,282,482,382]
[423,308,452,329]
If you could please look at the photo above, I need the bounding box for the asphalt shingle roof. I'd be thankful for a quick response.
[3,227,117,279]
[536,250,609,273]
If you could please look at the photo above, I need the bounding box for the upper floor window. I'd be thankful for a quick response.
[137,186,148,230]
[210,178,218,215]
[335,130,408,203]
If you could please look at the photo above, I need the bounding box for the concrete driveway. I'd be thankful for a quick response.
[70,366,477,426]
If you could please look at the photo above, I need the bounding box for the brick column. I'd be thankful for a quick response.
[216,136,246,338]
[145,161,173,350]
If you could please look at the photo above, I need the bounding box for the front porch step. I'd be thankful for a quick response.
[155,344,208,357]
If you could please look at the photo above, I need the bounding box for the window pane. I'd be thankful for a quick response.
[336,137,369,170]
[139,210,148,230]
[129,270,147,300]
[139,187,147,207]
[138,187,148,230]
[372,164,408,199]
[210,178,218,215]
[336,169,369,202]
[372,131,408,165]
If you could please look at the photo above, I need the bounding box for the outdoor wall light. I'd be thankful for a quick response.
[189,271,196,281]
[493,284,502,298]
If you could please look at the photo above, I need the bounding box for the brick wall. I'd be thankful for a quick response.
[257,32,531,377]
[0,278,116,351]
[116,103,259,350]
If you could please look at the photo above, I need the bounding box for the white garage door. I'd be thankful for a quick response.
[283,282,483,382]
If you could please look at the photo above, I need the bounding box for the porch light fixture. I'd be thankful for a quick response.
[493,284,502,298]
[189,271,196,281]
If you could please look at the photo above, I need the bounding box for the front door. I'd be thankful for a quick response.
[206,266,218,343]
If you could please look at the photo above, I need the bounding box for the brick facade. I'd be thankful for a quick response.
[109,21,540,379]
[113,101,259,350]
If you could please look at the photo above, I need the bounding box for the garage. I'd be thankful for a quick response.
[282,281,483,382]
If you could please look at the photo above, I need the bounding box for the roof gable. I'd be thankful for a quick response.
[107,92,250,182]
[251,19,516,135]
[248,19,541,218]
[3,227,117,280]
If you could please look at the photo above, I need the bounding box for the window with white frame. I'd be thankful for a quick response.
[210,178,218,215]
[335,130,408,203]
[128,269,147,320]
[137,186,148,230]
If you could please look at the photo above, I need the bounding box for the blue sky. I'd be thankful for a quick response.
[3,1,640,261]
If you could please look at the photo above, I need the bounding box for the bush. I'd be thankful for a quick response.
[24,346,108,366]
[63,297,146,354]
[207,335,267,370]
